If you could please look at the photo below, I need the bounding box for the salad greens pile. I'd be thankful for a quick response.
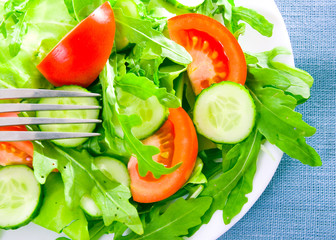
[0,0,321,239]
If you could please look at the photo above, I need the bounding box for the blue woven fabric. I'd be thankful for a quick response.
[219,0,336,239]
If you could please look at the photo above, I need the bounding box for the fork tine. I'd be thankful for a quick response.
[0,117,101,127]
[0,131,100,141]
[0,104,101,113]
[0,89,100,100]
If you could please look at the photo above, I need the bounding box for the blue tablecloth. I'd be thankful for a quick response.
[219,0,336,239]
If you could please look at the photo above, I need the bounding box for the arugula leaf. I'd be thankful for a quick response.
[217,0,233,29]
[196,0,234,29]
[8,16,28,57]
[115,73,180,108]
[121,197,212,240]
[247,85,321,166]
[221,144,237,172]
[118,114,181,178]
[222,151,257,224]
[245,48,320,166]
[246,47,314,103]
[232,6,273,37]
[190,130,262,234]
[196,1,273,38]
[159,63,187,93]
[114,9,192,65]
[33,141,143,235]
[248,68,291,91]
[100,59,181,178]
[0,0,31,56]
[196,0,216,16]
[198,148,222,179]
[34,173,90,240]
[89,221,127,240]
[89,221,111,240]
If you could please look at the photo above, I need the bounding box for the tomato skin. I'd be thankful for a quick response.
[37,2,115,87]
[0,113,33,167]
[168,13,247,95]
[128,107,198,203]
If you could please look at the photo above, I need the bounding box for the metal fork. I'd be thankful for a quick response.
[0,88,102,141]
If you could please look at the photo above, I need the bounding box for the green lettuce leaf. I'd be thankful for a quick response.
[33,141,143,235]
[33,173,90,240]
[121,197,212,240]
[125,42,164,85]
[98,56,130,157]
[64,0,76,20]
[0,0,76,89]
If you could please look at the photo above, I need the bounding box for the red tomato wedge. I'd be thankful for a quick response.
[128,107,198,203]
[0,113,33,167]
[37,2,115,87]
[168,13,247,95]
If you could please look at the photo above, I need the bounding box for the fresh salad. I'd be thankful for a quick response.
[0,0,321,239]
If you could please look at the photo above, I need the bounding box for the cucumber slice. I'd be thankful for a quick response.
[114,0,139,51]
[80,157,130,218]
[94,156,130,187]
[165,0,205,9]
[0,165,42,229]
[116,88,168,139]
[193,81,256,144]
[80,194,102,218]
[36,85,100,148]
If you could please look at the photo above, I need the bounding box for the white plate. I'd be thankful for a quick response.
[1,0,293,239]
